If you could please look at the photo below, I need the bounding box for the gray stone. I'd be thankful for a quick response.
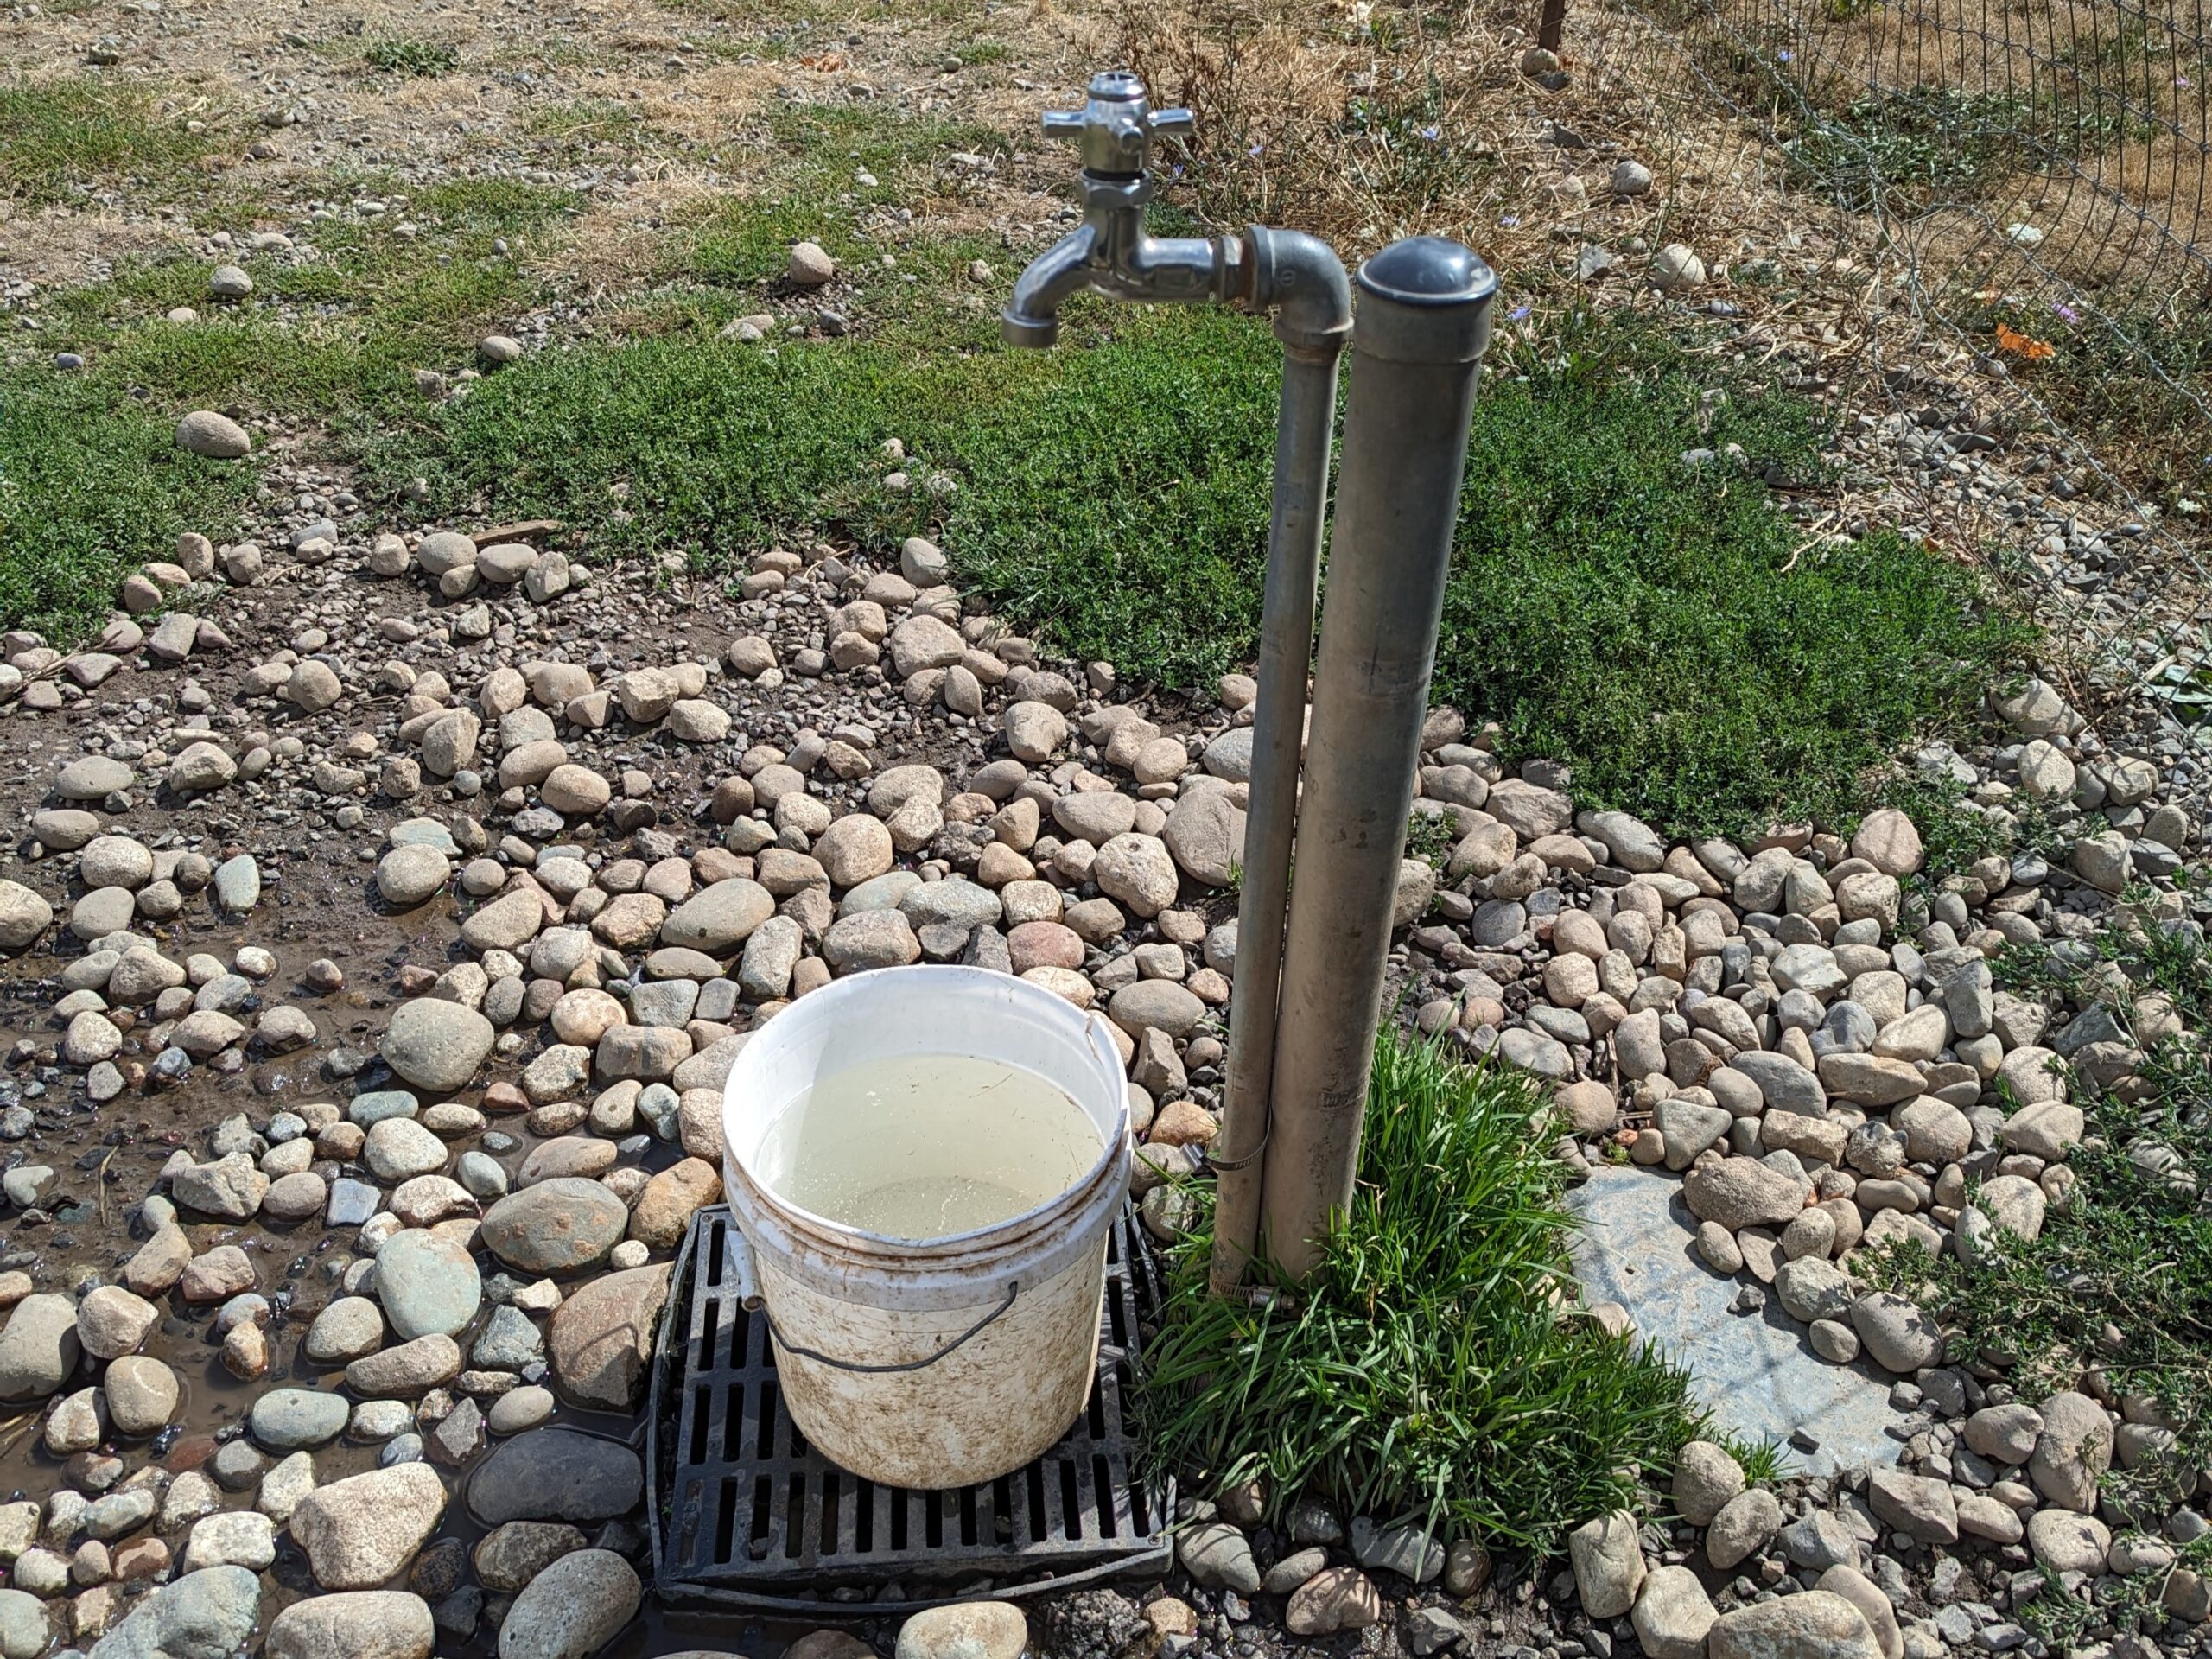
[2029,1390,2113,1511]
[251,1388,351,1451]
[896,1602,1029,1659]
[1177,1522,1261,1592]
[176,410,252,459]
[87,1564,260,1658]
[1672,1440,1746,1527]
[1567,1510,1643,1618]
[1684,1158,1806,1230]
[289,1464,448,1590]
[1867,1466,1958,1543]
[1707,1592,1880,1659]
[381,999,496,1093]
[0,1590,44,1659]
[264,1591,436,1659]
[1851,1293,1941,1374]
[1706,1489,1783,1570]
[1632,1565,1717,1659]
[213,854,261,912]
[467,1428,644,1524]
[377,1229,483,1340]
[494,1549,640,1658]
[1773,1258,1856,1324]
[0,1295,79,1401]
[1779,1510,1859,1573]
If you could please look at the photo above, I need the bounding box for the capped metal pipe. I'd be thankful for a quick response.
[1256,237,1497,1279]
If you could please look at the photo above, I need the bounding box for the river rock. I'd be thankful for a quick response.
[1567,1511,1644,1618]
[498,1549,640,1659]
[548,1265,670,1411]
[376,1229,483,1340]
[290,1464,449,1590]
[1707,1592,1880,1659]
[897,1602,1030,1659]
[0,1295,79,1401]
[89,1563,260,1657]
[265,1591,435,1659]
[480,1179,630,1273]
[1683,1159,1806,1230]
[467,1428,644,1524]
[381,1000,496,1092]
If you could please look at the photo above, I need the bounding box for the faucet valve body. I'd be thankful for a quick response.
[1001,71,1235,348]
[1039,69,1193,179]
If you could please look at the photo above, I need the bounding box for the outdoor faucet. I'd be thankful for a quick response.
[1001,71,1234,348]
[1002,73,1496,1294]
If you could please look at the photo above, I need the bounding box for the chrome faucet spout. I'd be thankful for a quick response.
[1002,223,1100,350]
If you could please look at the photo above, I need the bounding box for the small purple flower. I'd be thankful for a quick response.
[1509,304,1531,321]
[2055,302,2080,322]
[1419,124,1441,142]
[1500,213,1520,228]
[2179,73,2192,86]
[1249,142,1265,157]
[1778,48,1793,60]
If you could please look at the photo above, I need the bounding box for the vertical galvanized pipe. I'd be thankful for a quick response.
[1208,348,1339,1294]
[1209,228,1350,1295]
[1256,237,1497,1280]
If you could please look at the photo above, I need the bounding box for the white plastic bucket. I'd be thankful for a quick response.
[720,965,1132,1490]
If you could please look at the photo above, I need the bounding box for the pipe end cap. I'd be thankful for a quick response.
[1357,236,1497,308]
[1353,235,1497,364]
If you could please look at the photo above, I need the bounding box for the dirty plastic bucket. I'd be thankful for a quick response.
[720,965,1132,1490]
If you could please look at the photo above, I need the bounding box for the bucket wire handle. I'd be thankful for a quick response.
[746,1280,1020,1375]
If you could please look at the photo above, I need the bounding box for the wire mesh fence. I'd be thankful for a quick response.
[1604,0,2212,710]
[1110,0,2212,709]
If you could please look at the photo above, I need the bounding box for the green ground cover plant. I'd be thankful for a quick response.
[0,79,226,205]
[372,307,2024,836]
[0,373,251,640]
[1138,1033,1700,1550]
[364,38,461,77]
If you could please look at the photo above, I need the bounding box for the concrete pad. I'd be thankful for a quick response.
[1566,1166,1908,1475]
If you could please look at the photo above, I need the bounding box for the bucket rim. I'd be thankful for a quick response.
[722,964,1128,1252]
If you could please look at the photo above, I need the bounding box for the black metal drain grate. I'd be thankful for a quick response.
[647,1205,1173,1613]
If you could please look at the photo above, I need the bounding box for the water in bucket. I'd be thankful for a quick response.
[760,1053,1103,1239]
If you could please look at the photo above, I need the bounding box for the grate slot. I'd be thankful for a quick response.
[649,1206,1172,1611]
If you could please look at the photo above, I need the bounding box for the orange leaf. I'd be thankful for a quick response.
[1995,323,2056,361]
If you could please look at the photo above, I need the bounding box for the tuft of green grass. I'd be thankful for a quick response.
[364,308,2024,836]
[0,371,252,640]
[364,38,460,77]
[527,98,647,156]
[1140,1033,1700,1551]
[0,79,226,204]
[1714,1433,1794,1487]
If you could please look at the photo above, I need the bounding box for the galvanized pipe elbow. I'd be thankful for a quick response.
[1244,226,1351,353]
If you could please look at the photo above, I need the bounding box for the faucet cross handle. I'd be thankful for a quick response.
[1039,70,1193,178]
